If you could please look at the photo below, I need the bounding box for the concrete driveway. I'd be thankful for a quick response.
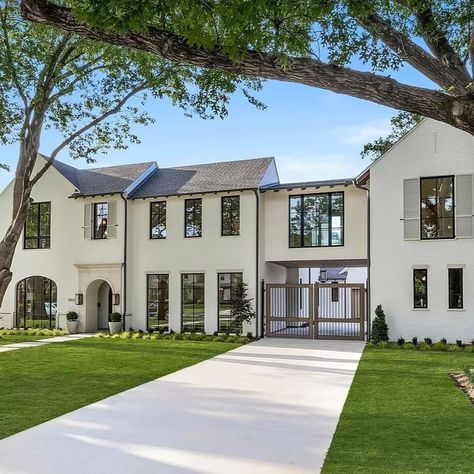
[0,338,364,474]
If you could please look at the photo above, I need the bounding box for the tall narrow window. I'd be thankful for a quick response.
[150,202,166,239]
[147,274,169,331]
[413,269,428,309]
[289,192,344,247]
[16,276,57,328]
[185,199,202,237]
[420,176,454,239]
[94,202,108,239]
[24,202,51,249]
[218,272,243,332]
[181,273,205,332]
[331,286,339,302]
[221,196,240,236]
[448,268,463,309]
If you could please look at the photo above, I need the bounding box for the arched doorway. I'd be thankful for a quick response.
[85,279,113,332]
[16,276,57,328]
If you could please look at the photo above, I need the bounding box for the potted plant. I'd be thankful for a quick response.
[66,311,79,334]
[108,312,122,335]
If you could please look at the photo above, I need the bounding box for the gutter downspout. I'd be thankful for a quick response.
[353,179,371,341]
[253,189,261,339]
[120,193,128,331]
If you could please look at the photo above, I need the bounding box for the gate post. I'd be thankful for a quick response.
[313,284,319,339]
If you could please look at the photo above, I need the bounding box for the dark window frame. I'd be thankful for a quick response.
[448,268,463,309]
[331,286,339,302]
[288,192,344,248]
[181,273,205,332]
[221,196,240,236]
[413,268,428,309]
[217,272,243,333]
[24,202,51,249]
[420,175,455,240]
[146,274,169,331]
[150,201,167,239]
[93,202,108,240]
[184,198,202,238]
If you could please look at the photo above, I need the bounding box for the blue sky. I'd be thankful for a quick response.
[0,62,433,192]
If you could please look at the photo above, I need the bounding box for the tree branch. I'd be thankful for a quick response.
[30,82,149,186]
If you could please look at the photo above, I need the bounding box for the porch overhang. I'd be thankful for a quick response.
[267,259,368,268]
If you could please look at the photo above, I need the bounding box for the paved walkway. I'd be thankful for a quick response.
[0,338,365,474]
[0,333,94,353]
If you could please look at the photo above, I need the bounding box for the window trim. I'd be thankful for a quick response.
[24,201,51,249]
[288,191,344,248]
[413,268,428,309]
[149,201,167,240]
[93,202,108,240]
[217,272,243,333]
[184,198,202,238]
[221,195,240,236]
[419,175,455,240]
[448,267,463,309]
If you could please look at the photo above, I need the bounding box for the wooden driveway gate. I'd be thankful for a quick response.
[265,283,366,340]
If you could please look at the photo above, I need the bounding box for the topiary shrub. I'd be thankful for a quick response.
[441,338,447,344]
[424,337,432,346]
[456,340,463,347]
[397,337,405,346]
[66,311,78,321]
[371,305,389,343]
[412,336,418,346]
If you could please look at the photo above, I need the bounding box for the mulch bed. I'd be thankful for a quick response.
[450,372,474,405]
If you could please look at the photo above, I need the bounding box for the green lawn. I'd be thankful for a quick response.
[0,335,50,345]
[323,347,474,473]
[0,338,240,439]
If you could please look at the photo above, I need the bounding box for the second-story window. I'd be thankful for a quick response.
[185,198,202,237]
[24,202,51,249]
[150,201,166,239]
[222,196,240,236]
[94,202,108,239]
[420,176,454,239]
[289,192,344,247]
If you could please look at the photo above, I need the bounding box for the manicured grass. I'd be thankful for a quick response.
[0,335,50,345]
[0,338,240,439]
[323,347,474,473]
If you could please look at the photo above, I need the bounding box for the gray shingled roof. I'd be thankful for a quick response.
[129,157,274,198]
[52,160,155,196]
[261,178,353,190]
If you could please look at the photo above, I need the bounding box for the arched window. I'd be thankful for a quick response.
[16,276,57,329]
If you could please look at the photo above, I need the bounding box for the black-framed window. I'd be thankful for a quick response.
[448,268,463,309]
[24,202,51,249]
[150,201,166,239]
[185,199,202,237]
[413,269,428,309]
[222,196,240,236]
[181,273,205,332]
[420,176,454,239]
[16,276,57,328]
[331,286,339,302]
[147,274,169,331]
[289,192,343,247]
[93,202,108,239]
[218,272,243,332]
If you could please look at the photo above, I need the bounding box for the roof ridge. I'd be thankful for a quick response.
[161,156,274,171]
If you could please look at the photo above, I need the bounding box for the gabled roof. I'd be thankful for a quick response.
[51,159,156,197]
[129,157,275,198]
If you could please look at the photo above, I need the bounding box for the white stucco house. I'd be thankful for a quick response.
[0,118,472,342]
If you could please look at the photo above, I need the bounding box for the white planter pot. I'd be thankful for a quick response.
[66,320,79,334]
[108,321,122,335]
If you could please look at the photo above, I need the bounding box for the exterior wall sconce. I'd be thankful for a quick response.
[75,293,83,305]
[113,294,120,306]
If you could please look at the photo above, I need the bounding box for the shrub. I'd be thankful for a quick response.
[412,337,418,346]
[464,345,474,353]
[66,311,78,321]
[397,337,405,346]
[448,344,463,352]
[132,332,142,339]
[441,338,447,344]
[417,342,431,351]
[424,337,432,346]
[213,336,225,342]
[371,305,389,343]
[366,342,376,349]
[403,342,416,350]
[432,342,448,351]
[456,340,463,347]
[109,312,122,322]
[174,333,184,340]
[247,332,254,339]
[111,333,120,339]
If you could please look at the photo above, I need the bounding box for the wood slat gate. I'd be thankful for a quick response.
[265,283,366,340]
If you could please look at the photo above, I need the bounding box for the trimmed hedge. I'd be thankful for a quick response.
[367,340,474,353]
[0,328,67,337]
[95,330,251,344]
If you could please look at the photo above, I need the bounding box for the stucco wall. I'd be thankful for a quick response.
[370,119,474,342]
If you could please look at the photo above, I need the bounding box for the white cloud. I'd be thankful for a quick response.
[328,118,392,147]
